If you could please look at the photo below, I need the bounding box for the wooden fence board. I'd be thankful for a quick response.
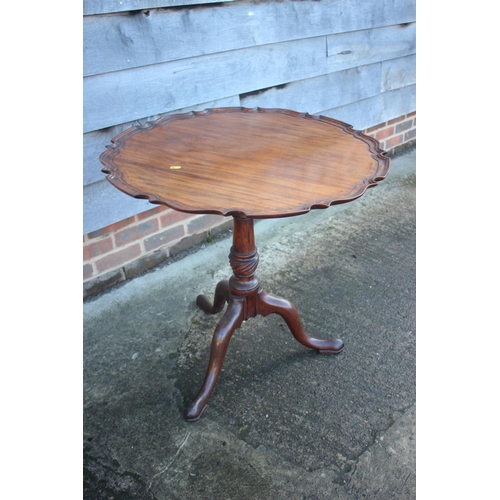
[84,179,154,235]
[84,36,330,133]
[84,0,416,76]
[84,0,235,16]
[84,27,416,134]
[327,23,416,71]
[381,54,416,92]
[240,63,382,115]
[320,84,416,131]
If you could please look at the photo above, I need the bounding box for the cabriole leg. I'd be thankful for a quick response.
[196,279,230,314]
[257,290,344,354]
[185,299,244,422]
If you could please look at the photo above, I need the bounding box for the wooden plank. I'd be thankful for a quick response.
[84,0,416,76]
[319,85,416,131]
[84,0,235,17]
[84,24,416,134]
[327,23,416,71]
[84,36,331,133]
[84,95,240,186]
[84,179,153,235]
[240,63,382,115]
[381,54,416,92]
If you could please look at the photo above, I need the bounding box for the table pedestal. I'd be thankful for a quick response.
[185,217,344,421]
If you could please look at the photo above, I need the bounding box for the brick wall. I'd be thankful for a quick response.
[83,112,415,298]
[365,112,416,152]
[83,207,231,297]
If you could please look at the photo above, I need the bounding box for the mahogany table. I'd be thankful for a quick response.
[100,107,390,421]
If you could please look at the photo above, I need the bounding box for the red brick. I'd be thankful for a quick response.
[124,248,169,279]
[375,126,395,141]
[160,209,193,228]
[395,120,413,134]
[169,232,207,256]
[407,111,416,118]
[114,219,159,247]
[366,122,386,133]
[144,225,185,252]
[86,215,136,239]
[83,236,113,261]
[83,268,125,299]
[388,116,405,125]
[83,263,94,281]
[187,214,225,235]
[386,134,404,148]
[136,205,169,221]
[95,244,142,274]
[405,129,416,141]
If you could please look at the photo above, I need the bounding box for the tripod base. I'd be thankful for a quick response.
[185,217,343,422]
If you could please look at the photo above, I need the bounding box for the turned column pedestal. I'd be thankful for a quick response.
[185,217,344,421]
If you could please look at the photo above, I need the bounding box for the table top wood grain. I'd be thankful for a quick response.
[100,107,390,219]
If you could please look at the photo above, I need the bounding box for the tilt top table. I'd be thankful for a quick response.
[100,107,390,421]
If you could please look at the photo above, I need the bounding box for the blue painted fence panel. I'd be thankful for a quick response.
[84,25,415,134]
[84,0,236,16]
[84,36,329,133]
[84,0,416,76]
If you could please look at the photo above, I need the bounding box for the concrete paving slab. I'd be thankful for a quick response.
[84,148,416,499]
